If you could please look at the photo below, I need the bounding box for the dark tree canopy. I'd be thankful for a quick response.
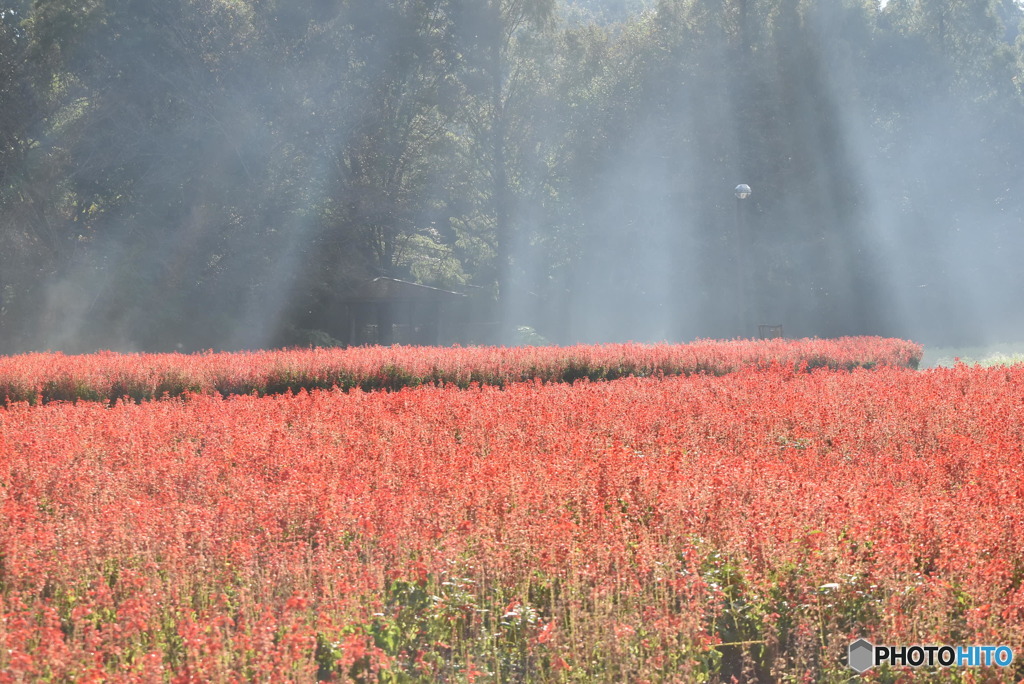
[1,0,1022,351]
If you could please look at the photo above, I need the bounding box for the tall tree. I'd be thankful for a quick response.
[0,0,62,350]
[323,0,462,282]
[283,0,469,343]
[22,0,279,350]
[447,0,557,341]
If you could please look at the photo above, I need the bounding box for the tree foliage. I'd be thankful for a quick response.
[1,0,1022,350]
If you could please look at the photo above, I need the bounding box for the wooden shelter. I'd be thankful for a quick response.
[339,277,467,346]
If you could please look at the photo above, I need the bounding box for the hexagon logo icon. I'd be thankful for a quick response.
[848,639,875,673]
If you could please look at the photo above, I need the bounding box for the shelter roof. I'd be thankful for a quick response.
[343,277,466,303]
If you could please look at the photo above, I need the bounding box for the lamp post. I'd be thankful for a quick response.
[734,184,751,337]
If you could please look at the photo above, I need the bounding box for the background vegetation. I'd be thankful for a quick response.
[2,0,1023,351]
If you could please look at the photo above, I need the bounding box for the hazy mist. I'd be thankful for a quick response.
[2,0,1023,352]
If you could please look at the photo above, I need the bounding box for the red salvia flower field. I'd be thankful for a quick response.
[2,338,1024,681]
[0,336,920,405]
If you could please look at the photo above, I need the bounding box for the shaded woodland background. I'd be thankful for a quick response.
[2,0,1023,351]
